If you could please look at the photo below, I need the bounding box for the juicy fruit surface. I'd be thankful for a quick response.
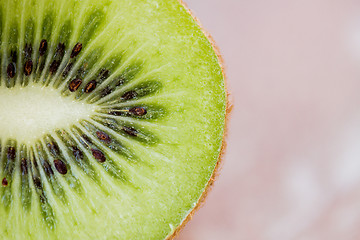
[0,0,226,239]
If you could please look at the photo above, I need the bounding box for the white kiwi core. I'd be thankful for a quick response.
[0,84,96,143]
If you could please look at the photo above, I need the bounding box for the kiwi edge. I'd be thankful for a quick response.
[166,1,232,239]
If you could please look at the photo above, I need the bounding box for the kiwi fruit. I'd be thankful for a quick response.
[0,0,227,239]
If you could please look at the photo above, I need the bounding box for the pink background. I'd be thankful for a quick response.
[178,0,360,239]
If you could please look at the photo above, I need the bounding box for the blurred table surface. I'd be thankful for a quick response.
[178,0,360,239]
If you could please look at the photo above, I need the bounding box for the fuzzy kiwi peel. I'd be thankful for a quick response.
[0,0,227,239]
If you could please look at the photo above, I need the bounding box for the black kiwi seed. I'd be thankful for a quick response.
[122,126,138,137]
[98,69,109,80]
[70,42,82,58]
[96,131,111,143]
[21,158,28,175]
[2,178,8,187]
[49,60,60,74]
[47,142,60,156]
[63,63,73,77]
[72,146,84,160]
[121,90,137,100]
[24,60,33,76]
[32,157,38,168]
[39,39,48,56]
[7,147,16,160]
[69,79,82,92]
[42,160,54,176]
[81,134,92,144]
[56,43,65,57]
[84,80,97,93]
[33,177,42,189]
[101,87,112,97]
[7,63,16,78]
[129,107,147,116]
[54,159,67,175]
[91,149,106,162]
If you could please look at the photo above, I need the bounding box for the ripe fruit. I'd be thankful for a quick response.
[0,0,227,239]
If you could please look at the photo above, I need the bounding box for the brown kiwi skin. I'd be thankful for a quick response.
[166,0,232,239]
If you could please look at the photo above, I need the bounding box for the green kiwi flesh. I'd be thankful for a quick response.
[0,0,226,239]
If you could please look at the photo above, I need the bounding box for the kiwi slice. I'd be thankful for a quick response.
[0,0,227,239]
